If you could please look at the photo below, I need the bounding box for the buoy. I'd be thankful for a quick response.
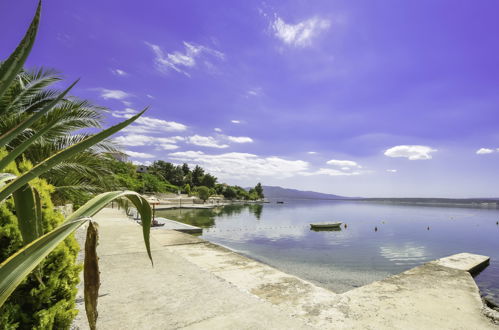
[374,226,378,232]
[427,226,430,230]
[344,224,348,229]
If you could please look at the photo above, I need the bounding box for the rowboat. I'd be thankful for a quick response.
[310,222,342,229]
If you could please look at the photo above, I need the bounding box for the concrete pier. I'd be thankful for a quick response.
[72,208,498,329]
[153,217,203,234]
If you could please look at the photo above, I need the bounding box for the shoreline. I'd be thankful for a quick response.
[72,207,498,329]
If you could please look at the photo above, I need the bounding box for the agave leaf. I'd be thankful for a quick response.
[32,187,44,286]
[12,184,41,244]
[84,221,99,330]
[0,109,146,203]
[0,117,60,171]
[0,1,41,101]
[0,80,78,149]
[0,173,16,187]
[0,218,89,307]
[67,190,153,264]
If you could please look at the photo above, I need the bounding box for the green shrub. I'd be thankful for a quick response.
[0,155,81,329]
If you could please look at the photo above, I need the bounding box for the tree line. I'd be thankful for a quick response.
[107,158,265,202]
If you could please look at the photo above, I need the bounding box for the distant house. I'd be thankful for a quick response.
[136,165,149,173]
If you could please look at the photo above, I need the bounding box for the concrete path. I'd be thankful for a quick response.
[72,208,314,330]
[72,208,498,329]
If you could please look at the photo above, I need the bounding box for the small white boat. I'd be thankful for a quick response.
[310,222,342,229]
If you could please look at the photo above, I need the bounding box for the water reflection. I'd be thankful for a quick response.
[379,243,428,266]
[157,200,499,304]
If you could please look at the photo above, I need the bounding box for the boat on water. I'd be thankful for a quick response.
[310,222,342,229]
[276,201,285,204]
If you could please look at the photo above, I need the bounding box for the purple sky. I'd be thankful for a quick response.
[2,0,499,197]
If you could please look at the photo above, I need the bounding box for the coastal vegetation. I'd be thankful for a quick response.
[0,3,153,329]
[104,157,265,202]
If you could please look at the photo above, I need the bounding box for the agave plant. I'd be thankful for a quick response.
[0,3,153,329]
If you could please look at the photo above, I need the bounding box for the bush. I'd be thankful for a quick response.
[196,186,210,202]
[0,155,81,329]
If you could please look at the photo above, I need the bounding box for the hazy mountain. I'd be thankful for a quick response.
[262,185,357,200]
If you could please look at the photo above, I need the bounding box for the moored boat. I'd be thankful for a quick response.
[310,222,342,229]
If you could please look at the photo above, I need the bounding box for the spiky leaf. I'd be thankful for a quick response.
[0,109,146,203]
[0,1,41,101]
[67,190,153,264]
[0,218,89,306]
[12,184,41,244]
[0,80,78,149]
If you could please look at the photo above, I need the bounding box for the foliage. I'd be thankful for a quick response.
[222,186,237,200]
[254,182,264,199]
[196,186,211,202]
[0,158,81,329]
[0,4,153,330]
[183,183,191,196]
[0,67,121,204]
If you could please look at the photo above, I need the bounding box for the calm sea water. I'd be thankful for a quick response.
[156,200,499,303]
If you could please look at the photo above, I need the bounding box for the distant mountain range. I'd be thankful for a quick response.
[262,185,357,200]
[260,185,499,207]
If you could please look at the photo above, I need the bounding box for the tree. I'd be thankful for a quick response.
[255,182,264,199]
[149,160,174,182]
[170,165,184,186]
[201,173,217,188]
[222,186,237,200]
[214,184,225,195]
[191,165,204,186]
[181,163,190,175]
[183,183,191,196]
[0,67,122,204]
[196,186,210,202]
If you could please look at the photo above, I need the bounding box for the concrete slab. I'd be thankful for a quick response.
[431,252,490,273]
[154,217,203,234]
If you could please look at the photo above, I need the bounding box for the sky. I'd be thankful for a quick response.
[2,0,499,198]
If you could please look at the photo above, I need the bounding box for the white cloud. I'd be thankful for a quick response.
[214,128,222,133]
[384,145,437,160]
[306,168,361,176]
[246,88,263,97]
[159,144,179,150]
[112,108,137,118]
[99,89,132,100]
[326,159,361,168]
[132,160,152,166]
[231,120,241,124]
[476,148,494,155]
[114,134,183,149]
[146,41,224,77]
[112,69,127,76]
[272,16,330,47]
[386,169,397,173]
[168,151,309,179]
[187,135,229,149]
[113,109,187,134]
[307,151,317,155]
[227,136,253,143]
[125,150,155,159]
